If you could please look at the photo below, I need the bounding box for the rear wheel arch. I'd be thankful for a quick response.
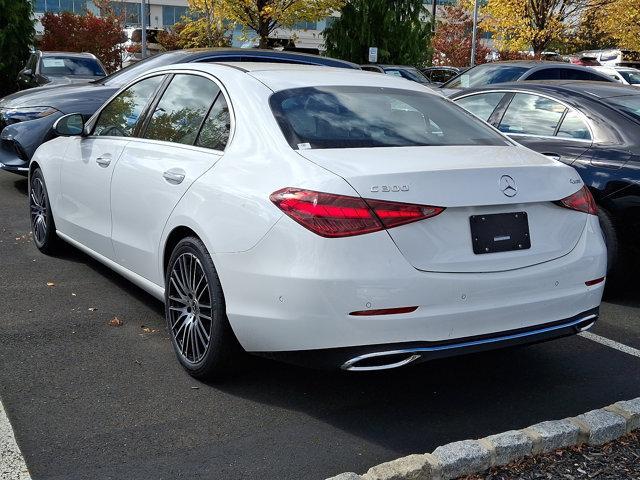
[163,226,201,275]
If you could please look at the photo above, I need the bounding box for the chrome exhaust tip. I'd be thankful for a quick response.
[341,351,422,371]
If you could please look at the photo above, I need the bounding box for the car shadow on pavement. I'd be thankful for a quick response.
[208,330,640,457]
[13,177,27,195]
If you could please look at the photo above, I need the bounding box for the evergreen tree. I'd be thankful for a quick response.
[324,0,432,66]
[0,0,35,97]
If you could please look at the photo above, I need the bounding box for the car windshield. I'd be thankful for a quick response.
[602,95,640,122]
[41,56,106,77]
[618,70,640,85]
[443,64,529,88]
[270,86,509,149]
[97,51,189,87]
[388,67,430,84]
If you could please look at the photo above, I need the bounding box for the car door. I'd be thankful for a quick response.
[57,74,165,258]
[110,73,231,284]
[494,92,592,164]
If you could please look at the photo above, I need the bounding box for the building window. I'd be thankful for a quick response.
[111,2,149,26]
[291,20,318,30]
[33,0,88,14]
[162,5,188,27]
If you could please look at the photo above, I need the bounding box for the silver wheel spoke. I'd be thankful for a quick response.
[167,252,213,364]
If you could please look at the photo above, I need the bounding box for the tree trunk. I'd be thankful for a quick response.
[257,13,270,49]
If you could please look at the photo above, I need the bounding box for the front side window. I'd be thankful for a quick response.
[270,86,509,149]
[455,92,506,121]
[93,75,163,137]
[144,74,220,145]
[498,93,566,136]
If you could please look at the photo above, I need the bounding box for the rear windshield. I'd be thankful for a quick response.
[270,86,509,149]
[443,64,529,89]
[41,56,106,77]
[602,95,640,122]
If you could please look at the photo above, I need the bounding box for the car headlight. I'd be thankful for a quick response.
[0,106,59,125]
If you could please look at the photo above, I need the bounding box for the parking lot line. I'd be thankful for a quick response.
[579,331,640,358]
[0,400,31,480]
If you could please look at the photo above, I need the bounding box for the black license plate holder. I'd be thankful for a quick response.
[470,212,531,254]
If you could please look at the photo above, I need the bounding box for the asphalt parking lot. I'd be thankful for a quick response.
[0,170,639,480]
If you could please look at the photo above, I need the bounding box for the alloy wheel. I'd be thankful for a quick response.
[167,253,213,364]
[30,177,48,245]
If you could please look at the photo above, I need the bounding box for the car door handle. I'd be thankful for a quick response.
[96,155,111,167]
[163,169,185,185]
[542,153,561,162]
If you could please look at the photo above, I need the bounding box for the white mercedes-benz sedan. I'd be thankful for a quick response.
[29,63,606,378]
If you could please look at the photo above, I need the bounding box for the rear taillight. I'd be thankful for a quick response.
[270,188,444,238]
[557,186,597,215]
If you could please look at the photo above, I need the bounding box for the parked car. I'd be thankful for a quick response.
[0,48,359,175]
[420,66,461,85]
[591,66,640,86]
[360,64,431,85]
[119,27,166,67]
[580,49,640,69]
[451,81,640,274]
[441,61,614,92]
[17,51,107,90]
[29,63,605,378]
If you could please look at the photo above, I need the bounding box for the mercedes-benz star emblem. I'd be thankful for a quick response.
[499,175,517,197]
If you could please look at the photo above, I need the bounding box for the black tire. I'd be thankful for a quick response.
[597,207,618,276]
[164,236,239,380]
[29,167,62,255]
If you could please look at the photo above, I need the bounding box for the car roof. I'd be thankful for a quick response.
[473,60,570,67]
[151,62,435,93]
[176,48,361,69]
[40,51,98,58]
[452,80,640,99]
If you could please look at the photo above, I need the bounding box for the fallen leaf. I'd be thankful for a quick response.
[140,325,159,334]
[46,282,55,287]
[71,293,77,296]
[108,317,123,327]
[88,307,97,312]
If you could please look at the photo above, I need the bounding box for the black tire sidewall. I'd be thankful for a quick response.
[597,208,618,275]
[164,237,235,379]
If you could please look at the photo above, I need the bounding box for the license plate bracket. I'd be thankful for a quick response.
[470,212,531,254]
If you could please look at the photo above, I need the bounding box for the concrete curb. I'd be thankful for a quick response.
[326,397,640,480]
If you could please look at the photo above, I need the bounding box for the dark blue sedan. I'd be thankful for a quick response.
[0,48,359,175]
[451,81,640,276]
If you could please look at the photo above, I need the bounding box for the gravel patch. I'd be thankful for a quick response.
[459,430,640,480]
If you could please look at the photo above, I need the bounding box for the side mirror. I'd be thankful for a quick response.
[54,113,86,136]
[23,69,33,77]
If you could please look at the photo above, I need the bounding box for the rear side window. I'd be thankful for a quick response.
[144,74,220,145]
[196,94,231,151]
[269,86,509,149]
[557,110,591,140]
[455,92,506,121]
[498,93,566,136]
[93,75,163,137]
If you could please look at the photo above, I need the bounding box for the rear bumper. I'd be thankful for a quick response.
[259,307,599,370]
[215,213,606,353]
